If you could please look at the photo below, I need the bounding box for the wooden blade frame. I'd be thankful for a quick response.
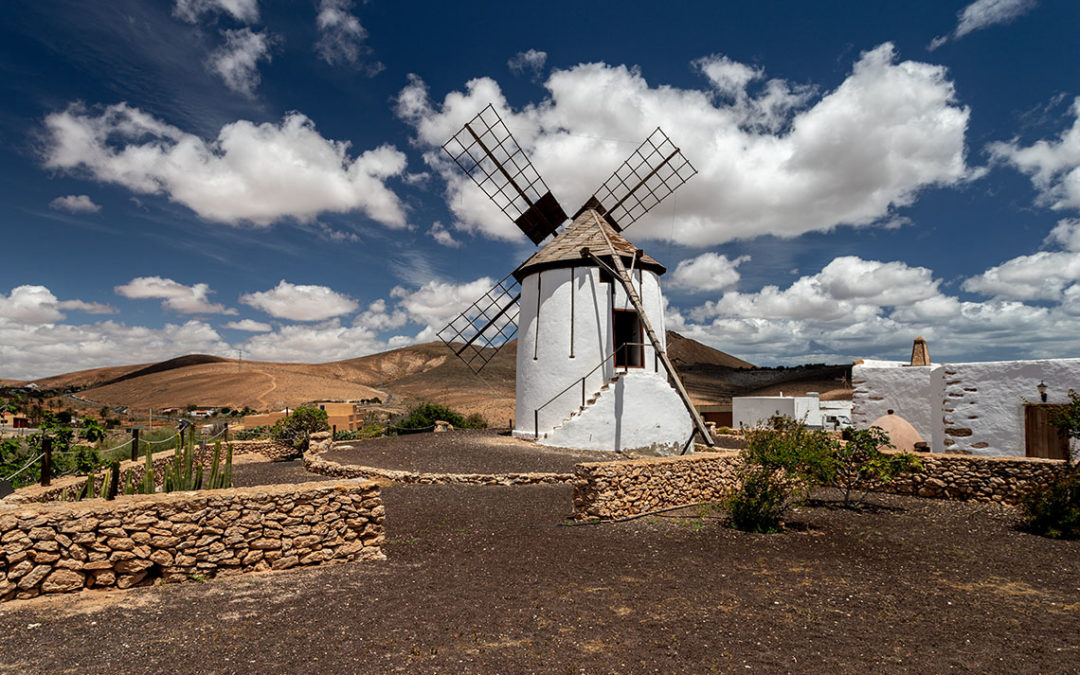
[580,128,698,232]
[435,273,521,375]
[443,104,567,245]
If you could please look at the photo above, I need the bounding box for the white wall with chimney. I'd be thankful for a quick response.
[853,357,1080,457]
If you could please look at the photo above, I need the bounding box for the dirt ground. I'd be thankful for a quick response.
[1,454,1078,674]
[322,429,619,474]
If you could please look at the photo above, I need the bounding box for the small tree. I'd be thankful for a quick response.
[725,417,833,533]
[80,417,107,444]
[825,426,922,508]
[270,406,329,458]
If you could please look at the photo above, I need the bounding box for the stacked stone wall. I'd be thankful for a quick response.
[572,452,741,520]
[570,449,1069,520]
[0,480,384,602]
[876,451,1066,504]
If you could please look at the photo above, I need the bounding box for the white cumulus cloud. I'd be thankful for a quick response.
[42,102,408,227]
[116,277,236,315]
[397,43,974,247]
[0,286,115,325]
[208,28,274,98]
[240,280,358,321]
[989,97,1080,212]
[222,319,272,332]
[49,194,100,213]
[670,252,748,292]
[428,221,461,248]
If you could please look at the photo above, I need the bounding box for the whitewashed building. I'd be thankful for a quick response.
[852,338,1080,458]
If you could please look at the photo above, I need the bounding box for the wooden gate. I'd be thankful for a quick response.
[1024,404,1069,459]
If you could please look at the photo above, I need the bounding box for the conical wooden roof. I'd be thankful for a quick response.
[512,208,666,281]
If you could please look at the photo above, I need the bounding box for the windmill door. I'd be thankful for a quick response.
[612,309,644,369]
[1024,404,1069,459]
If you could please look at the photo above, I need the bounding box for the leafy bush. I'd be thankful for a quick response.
[392,403,487,432]
[725,417,833,533]
[270,406,329,456]
[825,426,922,507]
[1020,465,1080,539]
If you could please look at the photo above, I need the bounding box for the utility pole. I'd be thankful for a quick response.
[238,349,243,373]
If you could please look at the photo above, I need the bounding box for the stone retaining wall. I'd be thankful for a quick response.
[875,451,1066,504]
[0,480,384,602]
[572,452,741,521]
[571,449,1069,520]
[304,452,573,486]
[6,439,292,504]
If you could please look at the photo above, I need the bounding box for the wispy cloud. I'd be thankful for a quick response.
[929,0,1038,50]
[207,28,275,98]
[315,0,383,74]
[115,276,237,314]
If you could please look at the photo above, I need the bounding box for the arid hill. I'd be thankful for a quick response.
[17,333,850,424]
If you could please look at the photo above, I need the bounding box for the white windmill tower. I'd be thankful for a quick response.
[437,105,713,454]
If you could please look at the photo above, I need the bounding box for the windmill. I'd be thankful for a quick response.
[437,104,714,453]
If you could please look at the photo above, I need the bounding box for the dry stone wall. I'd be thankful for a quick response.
[572,452,741,520]
[0,480,384,602]
[570,448,1069,520]
[875,451,1066,504]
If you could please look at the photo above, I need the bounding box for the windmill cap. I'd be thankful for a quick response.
[512,208,666,281]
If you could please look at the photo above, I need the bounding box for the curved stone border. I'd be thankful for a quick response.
[303,447,574,486]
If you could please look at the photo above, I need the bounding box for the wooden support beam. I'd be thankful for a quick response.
[583,212,714,447]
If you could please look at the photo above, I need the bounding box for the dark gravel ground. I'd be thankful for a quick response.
[2,481,1078,673]
[321,429,620,474]
[230,458,332,487]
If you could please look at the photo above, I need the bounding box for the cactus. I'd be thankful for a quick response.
[193,462,204,490]
[143,441,155,494]
[123,467,134,495]
[106,460,120,500]
[222,442,233,488]
[84,471,96,499]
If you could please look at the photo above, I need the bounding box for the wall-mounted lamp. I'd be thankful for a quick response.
[1037,381,1048,403]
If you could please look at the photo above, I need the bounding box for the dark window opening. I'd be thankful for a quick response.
[613,309,644,368]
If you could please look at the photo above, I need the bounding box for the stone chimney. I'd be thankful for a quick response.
[909,336,930,366]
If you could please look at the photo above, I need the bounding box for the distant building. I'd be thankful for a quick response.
[241,401,376,432]
[733,393,852,430]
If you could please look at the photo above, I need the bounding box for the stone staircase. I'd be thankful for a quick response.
[537,374,621,440]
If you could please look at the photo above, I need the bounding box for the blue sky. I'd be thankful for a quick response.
[2,0,1080,379]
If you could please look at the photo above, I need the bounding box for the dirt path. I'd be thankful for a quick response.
[1,484,1077,673]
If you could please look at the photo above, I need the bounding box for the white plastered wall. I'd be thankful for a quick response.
[938,359,1080,456]
[513,265,686,448]
[541,371,692,453]
[851,362,937,446]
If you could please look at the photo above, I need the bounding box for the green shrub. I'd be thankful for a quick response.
[1020,465,1080,539]
[270,406,329,456]
[826,426,922,507]
[725,417,833,533]
[393,403,486,432]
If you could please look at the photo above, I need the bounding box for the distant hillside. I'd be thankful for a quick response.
[17,333,849,423]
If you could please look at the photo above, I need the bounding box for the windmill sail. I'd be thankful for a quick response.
[435,273,521,375]
[442,104,567,245]
[580,127,697,232]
